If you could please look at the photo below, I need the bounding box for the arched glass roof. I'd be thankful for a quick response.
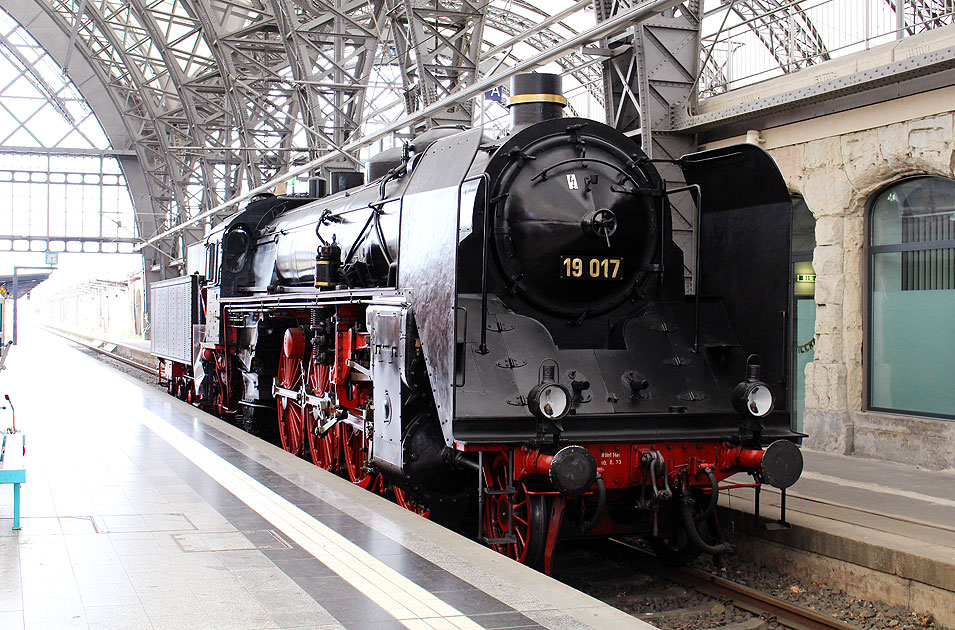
[0,6,108,149]
[5,0,954,263]
[0,5,137,253]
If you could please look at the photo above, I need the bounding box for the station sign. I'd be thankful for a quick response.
[484,86,505,102]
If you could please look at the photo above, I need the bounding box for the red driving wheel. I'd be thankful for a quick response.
[275,328,306,456]
[482,453,548,566]
[393,486,431,518]
[304,352,341,470]
[341,423,380,491]
[307,422,341,471]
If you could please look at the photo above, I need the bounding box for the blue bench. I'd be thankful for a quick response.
[0,433,24,530]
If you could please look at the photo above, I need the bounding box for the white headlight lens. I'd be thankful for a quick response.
[538,384,569,419]
[746,384,774,417]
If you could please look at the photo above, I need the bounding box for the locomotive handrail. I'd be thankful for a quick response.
[220,287,404,301]
[665,183,703,353]
[343,211,376,267]
[370,167,405,265]
[529,157,646,186]
[468,172,492,355]
[374,210,393,266]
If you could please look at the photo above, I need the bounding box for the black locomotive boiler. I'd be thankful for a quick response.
[151,72,804,573]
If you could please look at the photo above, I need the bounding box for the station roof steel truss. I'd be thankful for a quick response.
[17,0,622,268]
[3,0,953,273]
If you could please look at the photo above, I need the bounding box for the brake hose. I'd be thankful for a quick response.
[679,492,734,556]
[696,468,720,523]
[581,476,606,532]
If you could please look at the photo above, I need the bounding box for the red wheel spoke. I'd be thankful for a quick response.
[516,530,527,548]
[393,486,430,518]
[302,346,339,471]
[481,453,548,566]
[276,328,307,457]
[341,424,380,491]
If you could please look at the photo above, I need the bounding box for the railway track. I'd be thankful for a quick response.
[555,538,865,630]
[606,538,862,630]
[44,326,156,374]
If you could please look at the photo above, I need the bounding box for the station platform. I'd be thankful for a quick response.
[720,448,955,628]
[0,327,650,630]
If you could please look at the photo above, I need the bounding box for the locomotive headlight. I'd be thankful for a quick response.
[732,354,774,419]
[741,383,774,418]
[528,382,571,422]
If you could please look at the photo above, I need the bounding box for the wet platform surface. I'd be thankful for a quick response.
[0,327,650,630]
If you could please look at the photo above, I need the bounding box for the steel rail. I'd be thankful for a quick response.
[137,0,681,250]
[43,326,156,374]
[608,539,863,630]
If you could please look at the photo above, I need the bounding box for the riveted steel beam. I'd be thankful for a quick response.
[676,43,955,133]
[593,0,702,292]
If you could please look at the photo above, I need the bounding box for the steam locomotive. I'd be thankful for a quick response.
[151,73,804,573]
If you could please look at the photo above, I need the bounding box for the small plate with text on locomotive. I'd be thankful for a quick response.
[560,256,624,280]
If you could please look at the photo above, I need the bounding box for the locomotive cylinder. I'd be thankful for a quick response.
[508,73,566,131]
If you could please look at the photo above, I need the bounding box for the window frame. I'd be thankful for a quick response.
[866,175,955,420]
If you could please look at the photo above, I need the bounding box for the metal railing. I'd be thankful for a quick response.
[699,0,955,97]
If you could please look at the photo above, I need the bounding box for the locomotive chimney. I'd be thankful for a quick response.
[508,72,566,132]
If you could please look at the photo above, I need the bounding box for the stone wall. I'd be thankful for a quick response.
[767,113,955,467]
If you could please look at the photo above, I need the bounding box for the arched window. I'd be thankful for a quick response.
[869,177,955,418]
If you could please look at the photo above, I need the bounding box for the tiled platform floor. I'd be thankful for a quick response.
[0,326,650,630]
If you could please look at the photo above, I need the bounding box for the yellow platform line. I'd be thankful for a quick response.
[140,411,483,630]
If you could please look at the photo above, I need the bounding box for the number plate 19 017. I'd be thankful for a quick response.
[560,256,623,280]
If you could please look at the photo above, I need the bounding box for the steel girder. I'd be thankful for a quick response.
[13,0,610,268]
[725,1,829,77]
[11,0,683,282]
[693,1,830,97]
[885,0,955,35]
[28,0,392,269]
[39,0,214,261]
[263,0,384,165]
[384,0,486,127]
[0,29,79,133]
[593,0,701,292]
[480,0,605,112]
[22,0,515,268]
[698,1,953,96]
[19,0,613,268]
[11,0,955,277]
